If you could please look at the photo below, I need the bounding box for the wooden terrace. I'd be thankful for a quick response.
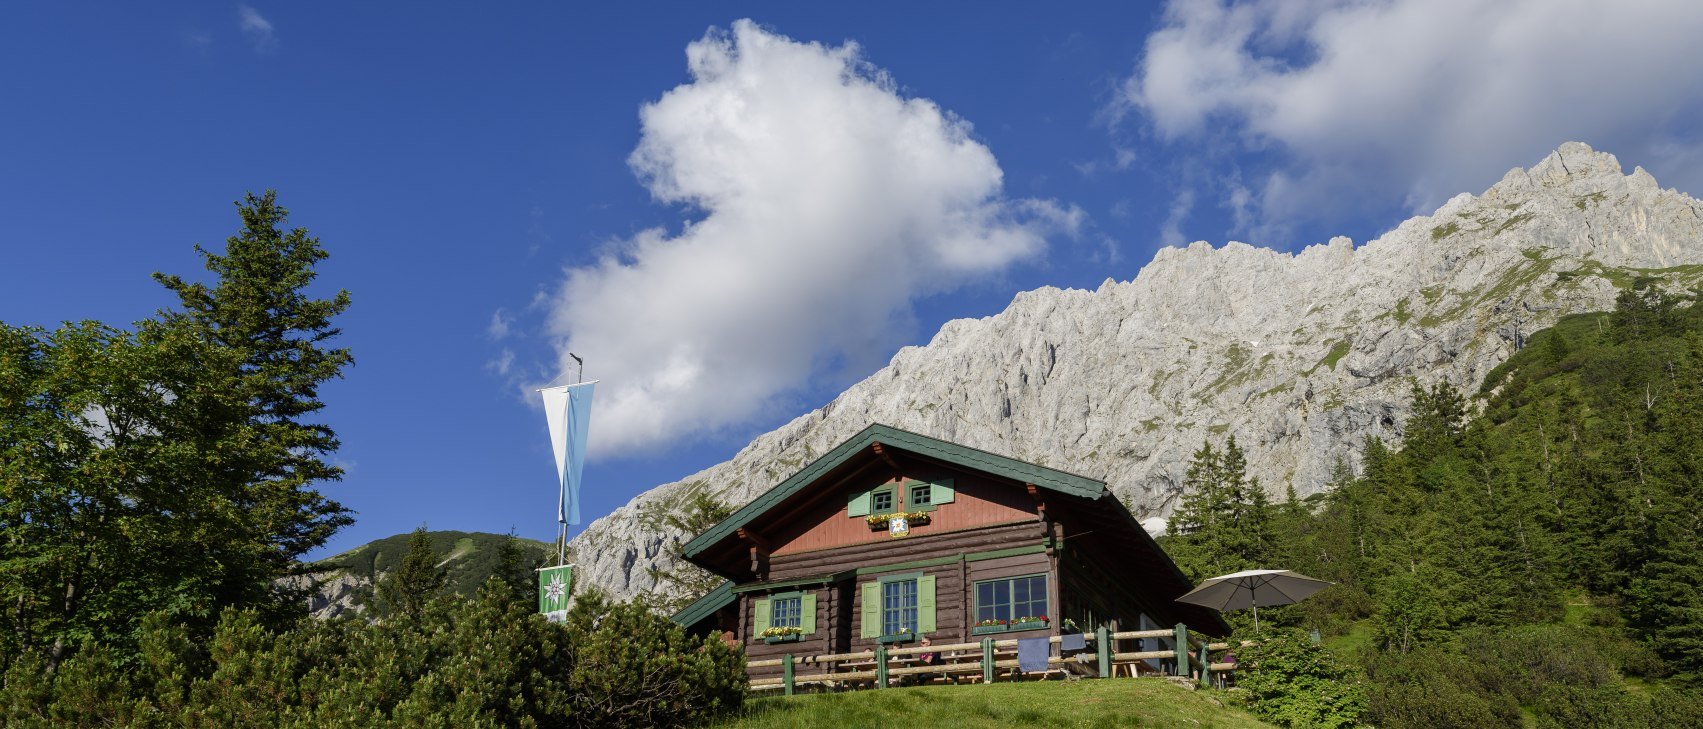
[745,624,1249,695]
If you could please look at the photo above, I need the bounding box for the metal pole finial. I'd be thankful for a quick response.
[568,352,584,383]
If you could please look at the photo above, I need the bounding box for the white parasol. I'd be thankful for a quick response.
[1175,569,1333,632]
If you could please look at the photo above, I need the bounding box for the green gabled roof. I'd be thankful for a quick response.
[681,423,1107,560]
[670,579,734,629]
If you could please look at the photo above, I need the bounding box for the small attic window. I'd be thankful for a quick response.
[871,487,895,514]
[909,482,932,507]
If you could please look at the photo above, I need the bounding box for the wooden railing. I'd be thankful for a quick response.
[747,624,1248,695]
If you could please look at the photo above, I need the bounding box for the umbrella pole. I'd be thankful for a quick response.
[1253,604,1259,634]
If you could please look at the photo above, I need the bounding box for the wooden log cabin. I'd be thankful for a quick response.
[672,424,1229,680]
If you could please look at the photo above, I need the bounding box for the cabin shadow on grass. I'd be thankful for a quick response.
[719,678,1274,728]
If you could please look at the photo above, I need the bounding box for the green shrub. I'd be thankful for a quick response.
[1365,647,1522,728]
[1236,630,1366,728]
[562,591,747,726]
[0,581,746,728]
[1365,626,1699,729]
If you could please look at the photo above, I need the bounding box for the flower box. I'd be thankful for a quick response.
[1008,620,1049,632]
[763,634,802,645]
[877,633,916,645]
[865,511,932,531]
[971,624,1008,636]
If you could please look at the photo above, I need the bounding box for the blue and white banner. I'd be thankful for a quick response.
[542,380,596,526]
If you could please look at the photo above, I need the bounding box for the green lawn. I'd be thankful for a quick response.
[719,678,1275,728]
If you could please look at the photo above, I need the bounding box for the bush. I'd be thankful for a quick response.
[1236,630,1366,728]
[1365,646,1521,728]
[0,581,746,728]
[562,591,746,726]
[1364,626,1701,729]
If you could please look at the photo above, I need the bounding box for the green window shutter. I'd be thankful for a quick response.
[932,479,956,504]
[801,593,817,634]
[918,575,937,633]
[860,582,880,638]
[753,598,771,636]
[848,489,871,517]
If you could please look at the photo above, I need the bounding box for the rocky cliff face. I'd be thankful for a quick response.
[569,142,1703,604]
[279,571,371,620]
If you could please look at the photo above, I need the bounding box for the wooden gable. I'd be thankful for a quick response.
[682,424,1103,577]
[767,464,1037,556]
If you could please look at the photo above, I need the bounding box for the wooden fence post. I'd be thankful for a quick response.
[1096,625,1110,678]
[981,638,995,684]
[876,644,889,689]
[783,653,795,696]
[1173,623,1190,678]
[1197,644,1210,688]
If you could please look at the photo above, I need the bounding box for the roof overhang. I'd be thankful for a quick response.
[671,580,734,630]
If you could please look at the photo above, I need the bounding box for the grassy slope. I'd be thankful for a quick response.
[720,679,1274,729]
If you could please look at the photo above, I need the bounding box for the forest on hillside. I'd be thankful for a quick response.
[1163,284,1703,727]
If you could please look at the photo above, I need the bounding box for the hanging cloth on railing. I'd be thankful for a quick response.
[1017,637,1050,673]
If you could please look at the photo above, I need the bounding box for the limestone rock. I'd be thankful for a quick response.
[277,571,371,620]
[570,142,1703,605]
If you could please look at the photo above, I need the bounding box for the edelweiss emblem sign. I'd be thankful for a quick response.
[889,515,911,538]
[537,564,573,622]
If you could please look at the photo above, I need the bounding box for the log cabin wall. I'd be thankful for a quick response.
[740,520,1061,679]
[741,584,831,679]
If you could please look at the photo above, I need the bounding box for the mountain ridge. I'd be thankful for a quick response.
[568,141,1703,604]
[286,530,552,619]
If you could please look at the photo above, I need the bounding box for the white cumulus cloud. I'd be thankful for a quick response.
[1117,0,1703,242]
[549,20,1077,456]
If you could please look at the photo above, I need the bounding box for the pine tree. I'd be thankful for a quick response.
[1169,441,1223,538]
[1221,436,1277,570]
[378,528,446,620]
[642,482,735,613]
[1165,437,1279,582]
[494,530,541,606]
[151,189,354,578]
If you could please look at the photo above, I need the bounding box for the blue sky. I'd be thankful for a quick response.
[4,2,1701,557]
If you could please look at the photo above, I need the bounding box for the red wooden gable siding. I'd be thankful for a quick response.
[769,464,1036,556]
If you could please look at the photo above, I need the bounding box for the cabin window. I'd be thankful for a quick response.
[909,482,932,507]
[880,578,919,635]
[754,592,817,637]
[974,574,1048,623]
[770,595,802,629]
[861,574,934,640]
[870,486,896,515]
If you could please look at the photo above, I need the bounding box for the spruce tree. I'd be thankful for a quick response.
[151,189,354,573]
[1165,437,1279,581]
[378,528,446,620]
[494,530,541,606]
[642,482,734,613]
